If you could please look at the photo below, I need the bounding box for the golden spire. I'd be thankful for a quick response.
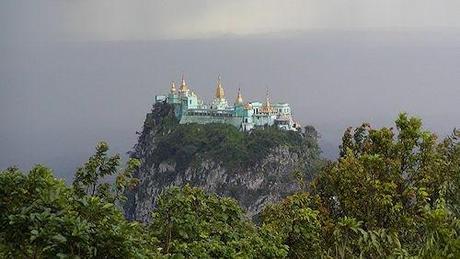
[180,74,188,92]
[261,88,273,113]
[170,81,177,93]
[215,75,225,99]
[235,88,243,105]
[264,88,271,107]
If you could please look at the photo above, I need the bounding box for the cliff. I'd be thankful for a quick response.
[124,103,321,222]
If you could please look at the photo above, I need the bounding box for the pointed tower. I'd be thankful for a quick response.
[167,80,181,105]
[215,76,225,100]
[211,75,229,110]
[235,88,243,106]
[261,88,273,113]
[264,88,271,107]
[179,74,189,93]
[170,81,177,94]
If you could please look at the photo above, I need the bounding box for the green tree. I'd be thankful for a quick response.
[417,199,460,257]
[326,217,407,258]
[73,141,139,204]
[261,192,322,258]
[312,113,460,256]
[149,185,287,258]
[0,166,155,258]
[440,129,460,217]
[260,114,459,258]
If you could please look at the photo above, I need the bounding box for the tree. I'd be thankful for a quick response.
[0,166,156,258]
[260,114,460,258]
[148,185,287,258]
[311,113,460,256]
[261,192,322,258]
[440,129,460,217]
[416,198,460,257]
[73,141,139,204]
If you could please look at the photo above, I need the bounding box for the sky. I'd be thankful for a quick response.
[1,0,460,42]
[1,1,459,180]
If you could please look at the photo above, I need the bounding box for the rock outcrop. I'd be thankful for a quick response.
[124,103,321,222]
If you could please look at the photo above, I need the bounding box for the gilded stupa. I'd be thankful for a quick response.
[215,76,225,100]
[260,89,274,114]
[235,88,243,105]
[170,81,177,94]
[179,75,189,93]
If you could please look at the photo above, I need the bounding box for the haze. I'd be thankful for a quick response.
[1,1,459,180]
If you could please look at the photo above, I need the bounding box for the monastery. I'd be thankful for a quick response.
[155,76,301,131]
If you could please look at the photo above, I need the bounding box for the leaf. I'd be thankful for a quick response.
[53,234,67,243]
[102,203,113,209]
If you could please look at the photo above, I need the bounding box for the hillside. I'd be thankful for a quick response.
[124,102,322,221]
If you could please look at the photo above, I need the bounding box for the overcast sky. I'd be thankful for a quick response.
[1,1,459,180]
[1,0,460,42]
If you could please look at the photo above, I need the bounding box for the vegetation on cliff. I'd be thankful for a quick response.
[154,123,317,170]
[1,113,459,258]
[139,103,320,171]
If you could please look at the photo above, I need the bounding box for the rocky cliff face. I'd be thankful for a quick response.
[124,103,321,222]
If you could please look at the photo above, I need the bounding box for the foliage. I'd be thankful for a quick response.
[441,128,460,217]
[261,192,322,258]
[1,113,459,258]
[73,141,140,204]
[0,166,156,258]
[417,199,460,257]
[154,122,318,170]
[260,113,460,258]
[149,185,287,258]
[141,103,178,137]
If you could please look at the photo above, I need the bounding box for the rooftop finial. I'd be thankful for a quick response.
[170,81,177,93]
[215,75,225,99]
[235,87,243,105]
[265,87,271,107]
[180,74,188,92]
[261,87,273,113]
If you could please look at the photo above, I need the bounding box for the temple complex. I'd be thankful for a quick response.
[155,76,301,131]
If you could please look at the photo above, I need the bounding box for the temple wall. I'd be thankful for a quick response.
[180,115,243,129]
[253,115,277,127]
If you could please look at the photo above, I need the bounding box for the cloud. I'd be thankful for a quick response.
[1,0,460,42]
